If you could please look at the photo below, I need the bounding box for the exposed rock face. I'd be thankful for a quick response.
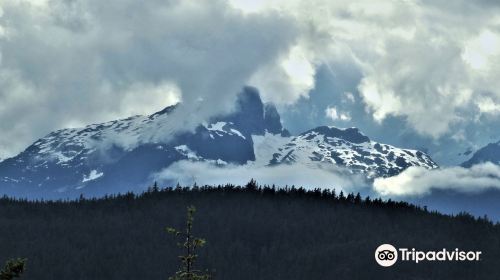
[0,87,437,198]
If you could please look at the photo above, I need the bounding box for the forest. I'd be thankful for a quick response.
[0,180,499,280]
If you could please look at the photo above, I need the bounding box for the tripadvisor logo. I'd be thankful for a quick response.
[375,244,398,267]
[375,244,482,267]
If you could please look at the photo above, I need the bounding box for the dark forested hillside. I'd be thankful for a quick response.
[0,183,499,280]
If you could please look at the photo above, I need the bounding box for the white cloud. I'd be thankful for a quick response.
[153,160,368,193]
[155,160,500,201]
[373,163,500,197]
[462,30,500,71]
[342,92,355,103]
[0,0,298,158]
[119,82,181,117]
[250,44,316,105]
[233,0,500,138]
[325,106,339,120]
[1,0,500,159]
[475,96,500,115]
[325,106,351,121]
[228,0,270,14]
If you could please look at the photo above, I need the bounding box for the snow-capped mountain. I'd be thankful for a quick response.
[462,140,500,167]
[261,126,438,178]
[0,87,437,198]
[0,87,287,198]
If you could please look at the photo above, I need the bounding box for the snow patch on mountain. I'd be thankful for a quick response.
[175,144,230,166]
[204,122,246,139]
[267,126,438,178]
[0,87,439,198]
[175,145,201,160]
[30,106,179,166]
[82,170,104,183]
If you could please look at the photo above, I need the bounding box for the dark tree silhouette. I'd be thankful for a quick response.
[167,206,211,280]
[0,183,498,279]
[354,192,362,204]
[245,179,258,191]
[0,258,26,280]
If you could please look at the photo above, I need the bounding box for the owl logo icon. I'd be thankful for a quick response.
[375,244,398,267]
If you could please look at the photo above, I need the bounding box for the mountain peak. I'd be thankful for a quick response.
[214,86,286,136]
[0,87,291,197]
[301,126,370,144]
[149,104,178,119]
[0,87,438,197]
[270,125,437,177]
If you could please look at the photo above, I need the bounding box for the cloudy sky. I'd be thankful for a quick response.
[0,0,499,165]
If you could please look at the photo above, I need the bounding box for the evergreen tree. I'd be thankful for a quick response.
[354,193,362,204]
[167,206,211,280]
[346,193,354,203]
[245,179,258,191]
[0,258,26,280]
[152,181,159,192]
[338,190,346,201]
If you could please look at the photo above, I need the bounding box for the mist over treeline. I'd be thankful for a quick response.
[0,181,499,279]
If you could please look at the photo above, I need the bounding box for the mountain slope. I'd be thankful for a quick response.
[0,87,437,198]
[266,126,438,177]
[462,140,500,167]
[0,87,288,197]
